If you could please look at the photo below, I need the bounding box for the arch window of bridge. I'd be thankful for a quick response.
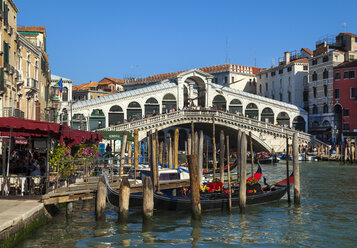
[229,99,242,114]
[245,103,258,119]
[212,95,226,111]
[260,107,274,123]
[162,93,177,113]
[127,101,142,122]
[276,112,290,127]
[183,86,189,107]
[187,76,206,107]
[90,109,105,130]
[72,113,87,130]
[145,97,160,117]
[109,105,124,126]
[292,116,306,132]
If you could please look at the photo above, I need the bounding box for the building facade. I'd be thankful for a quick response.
[50,75,73,125]
[308,33,357,142]
[256,49,311,110]
[0,0,18,117]
[333,60,357,144]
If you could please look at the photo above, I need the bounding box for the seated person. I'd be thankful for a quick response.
[30,165,42,177]
[246,178,263,194]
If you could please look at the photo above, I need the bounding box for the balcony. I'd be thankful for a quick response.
[3,107,25,119]
[25,78,39,90]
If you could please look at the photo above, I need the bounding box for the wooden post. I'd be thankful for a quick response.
[293,133,300,204]
[236,130,241,183]
[120,131,127,177]
[155,130,160,191]
[344,144,347,163]
[336,145,339,160]
[249,131,254,177]
[351,144,355,162]
[219,130,225,183]
[142,176,154,221]
[286,134,291,203]
[118,177,130,222]
[159,141,163,165]
[194,131,199,158]
[134,129,139,169]
[152,132,158,192]
[187,133,192,155]
[239,132,247,213]
[96,175,107,221]
[212,115,217,179]
[198,130,204,184]
[226,135,232,211]
[165,135,169,166]
[127,141,132,164]
[147,131,152,166]
[187,154,201,219]
[66,202,73,217]
[168,133,173,168]
[191,122,195,154]
[174,128,179,169]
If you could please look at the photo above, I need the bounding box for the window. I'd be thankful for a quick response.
[279,93,283,101]
[323,55,329,62]
[335,72,341,80]
[265,83,268,91]
[344,109,350,116]
[288,91,291,103]
[3,41,9,67]
[323,104,328,113]
[232,76,234,83]
[26,54,31,78]
[259,75,261,79]
[224,76,228,84]
[344,71,349,79]
[279,69,283,74]
[355,37,357,42]
[265,73,268,78]
[271,71,276,76]
[303,65,308,70]
[303,91,308,101]
[259,84,262,94]
[343,123,350,131]
[335,89,340,99]
[350,55,355,60]
[312,59,317,65]
[312,72,317,81]
[312,105,318,114]
[324,85,328,97]
[287,67,292,72]
[313,87,317,98]
[349,71,355,79]
[323,69,328,79]
[351,88,356,98]
[272,94,275,99]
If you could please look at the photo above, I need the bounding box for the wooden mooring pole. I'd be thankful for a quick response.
[191,122,195,154]
[212,115,217,179]
[142,176,154,221]
[198,130,204,184]
[206,141,209,171]
[219,130,225,183]
[236,130,242,183]
[134,129,139,169]
[286,134,291,203]
[187,154,201,219]
[118,177,130,222]
[249,131,254,177]
[174,128,179,169]
[239,132,247,213]
[120,131,128,177]
[96,175,107,221]
[293,133,300,204]
[226,135,232,211]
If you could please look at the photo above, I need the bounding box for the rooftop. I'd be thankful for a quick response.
[334,59,357,69]
[51,75,73,83]
[18,26,46,35]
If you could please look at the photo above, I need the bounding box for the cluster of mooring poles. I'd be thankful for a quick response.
[95,114,301,221]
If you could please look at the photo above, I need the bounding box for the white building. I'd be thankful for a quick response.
[50,75,73,125]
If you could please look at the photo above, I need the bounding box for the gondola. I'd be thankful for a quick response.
[202,159,238,175]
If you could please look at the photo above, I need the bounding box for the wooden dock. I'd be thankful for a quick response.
[41,177,190,205]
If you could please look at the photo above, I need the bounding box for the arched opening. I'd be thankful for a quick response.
[72,114,87,130]
[127,101,142,121]
[292,116,306,132]
[162,93,177,113]
[145,97,159,117]
[276,112,290,127]
[109,105,124,126]
[89,109,105,130]
[183,86,189,107]
[245,103,258,119]
[212,95,226,111]
[229,99,242,114]
[260,107,274,123]
[184,76,206,107]
[62,87,68,102]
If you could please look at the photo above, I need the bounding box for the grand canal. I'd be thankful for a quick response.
[17,162,357,247]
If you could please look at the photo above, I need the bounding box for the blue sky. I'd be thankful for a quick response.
[16,0,357,85]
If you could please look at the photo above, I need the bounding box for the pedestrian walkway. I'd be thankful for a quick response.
[0,199,44,234]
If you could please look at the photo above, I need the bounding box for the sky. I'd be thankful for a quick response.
[15,0,357,85]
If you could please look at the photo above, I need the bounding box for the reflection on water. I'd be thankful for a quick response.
[17,162,357,247]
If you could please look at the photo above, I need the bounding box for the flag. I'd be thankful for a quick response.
[57,78,63,98]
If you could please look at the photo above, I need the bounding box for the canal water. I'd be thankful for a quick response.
[17,162,357,247]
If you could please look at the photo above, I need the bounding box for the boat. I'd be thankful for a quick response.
[202,159,238,174]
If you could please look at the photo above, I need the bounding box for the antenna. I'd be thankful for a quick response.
[343,22,347,32]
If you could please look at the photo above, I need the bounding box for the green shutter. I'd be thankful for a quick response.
[3,41,8,66]
[4,4,8,25]
[0,67,4,91]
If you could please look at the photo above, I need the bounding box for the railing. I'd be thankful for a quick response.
[3,107,25,118]
[26,78,39,89]
[101,109,313,143]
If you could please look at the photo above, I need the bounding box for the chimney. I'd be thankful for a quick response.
[284,52,290,64]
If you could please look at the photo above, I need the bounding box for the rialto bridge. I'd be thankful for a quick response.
[71,69,317,152]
